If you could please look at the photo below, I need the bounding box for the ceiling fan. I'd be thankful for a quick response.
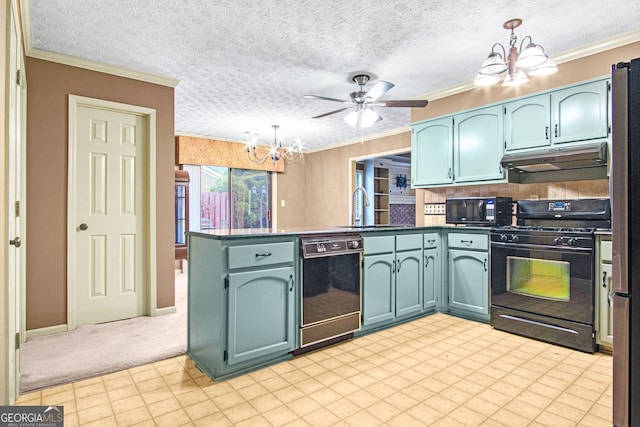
[304,74,429,128]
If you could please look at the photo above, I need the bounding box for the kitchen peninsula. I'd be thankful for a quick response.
[187,225,490,381]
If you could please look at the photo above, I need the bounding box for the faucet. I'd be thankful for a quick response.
[351,186,370,227]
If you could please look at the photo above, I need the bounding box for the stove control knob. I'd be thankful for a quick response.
[349,240,360,249]
[500,234,508,242]
[511,235,519,243]
[568,238,577,246]
[554,237,562,245]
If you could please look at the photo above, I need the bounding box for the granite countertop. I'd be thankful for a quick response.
[187,224,493,240]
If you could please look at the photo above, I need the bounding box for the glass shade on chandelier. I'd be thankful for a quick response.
[246,124,303,164]
[475,18,558,87]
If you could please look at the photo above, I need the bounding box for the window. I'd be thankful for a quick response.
[197,166,272,231]
[174,170,189,260]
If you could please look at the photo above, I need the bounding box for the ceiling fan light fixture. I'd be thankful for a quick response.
[360,108,382,127]
[307,73,428,129]
[344,110,360,127]
[344,108,382,128]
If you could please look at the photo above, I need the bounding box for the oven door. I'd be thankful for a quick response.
[490,242,594,325]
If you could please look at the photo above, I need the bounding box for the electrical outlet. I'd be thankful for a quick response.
[424,203,446,215]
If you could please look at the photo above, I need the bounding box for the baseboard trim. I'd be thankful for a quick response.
[26,324,68,339]
[156,306,177,316]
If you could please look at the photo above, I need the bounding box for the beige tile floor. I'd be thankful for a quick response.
[15,313,613,426]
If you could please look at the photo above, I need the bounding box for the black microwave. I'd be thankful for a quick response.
[445,197,512,226]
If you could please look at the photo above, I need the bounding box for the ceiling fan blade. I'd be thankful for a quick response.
[365,81,394,101]
[379,100,429,108]
[312,107,351,119]
[304,94,351,103]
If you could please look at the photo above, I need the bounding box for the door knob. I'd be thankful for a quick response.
[9,237,21,248]
[79,223,88,231]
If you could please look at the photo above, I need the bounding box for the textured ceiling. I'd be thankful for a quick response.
[26,0,640,152]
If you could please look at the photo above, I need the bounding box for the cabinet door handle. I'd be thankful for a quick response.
[397,259,401,272]
[554,124,558,137]
[461,240,473,245]
[448,168,452,179]
[255,252,272,258]
[289,274,294,292]
[425,257,429,268]
[602,271,608,288]
[392,259,396,273]
[483,258,487,271]
[427,239,436,245]
[545,126,549,140]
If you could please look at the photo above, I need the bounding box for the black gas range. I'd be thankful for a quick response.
[489,198,611,353]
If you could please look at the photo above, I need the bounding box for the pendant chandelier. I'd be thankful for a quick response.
[474,18,558,87]
[246,124,303,164]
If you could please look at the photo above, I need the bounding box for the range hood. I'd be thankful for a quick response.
[501,141,608,183]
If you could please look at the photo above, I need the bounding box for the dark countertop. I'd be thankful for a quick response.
[187,224,493,240]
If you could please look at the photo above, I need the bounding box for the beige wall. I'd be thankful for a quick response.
[278,133,411,228]
[25,58,175,330]
[276,42,640,229]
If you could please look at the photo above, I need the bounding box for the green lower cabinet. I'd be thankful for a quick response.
[362,233,432,331]
[362,253,395,326]
[227,266,295,365]
[395,249,423,318]
[448,249,489,321]
[187,234,297,381]
[423,247,439,311]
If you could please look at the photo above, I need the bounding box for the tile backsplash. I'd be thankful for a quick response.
[421,178,609,225]
[390,203,416,226]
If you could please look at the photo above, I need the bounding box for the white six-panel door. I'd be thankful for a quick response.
[68,97,156,328]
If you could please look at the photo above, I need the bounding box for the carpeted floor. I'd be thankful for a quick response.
[19,271,187,393]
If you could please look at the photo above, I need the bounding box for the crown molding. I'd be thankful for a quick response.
[418,29,640,102]
[26,48,180,88]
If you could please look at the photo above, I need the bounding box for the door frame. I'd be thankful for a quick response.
[4,0,27,404]
[66,95,157,330]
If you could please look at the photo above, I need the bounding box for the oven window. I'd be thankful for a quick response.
[506,256,570,301]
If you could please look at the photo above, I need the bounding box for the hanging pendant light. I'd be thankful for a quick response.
[475,18,558,87]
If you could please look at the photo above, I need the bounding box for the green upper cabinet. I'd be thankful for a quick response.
[411,106,505,187]
[411,116,454,186]
[504,79,610,152]
[552,80,609,144]
[505,94,551,151]
[412,78,610,187]
[454,105,505,183]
